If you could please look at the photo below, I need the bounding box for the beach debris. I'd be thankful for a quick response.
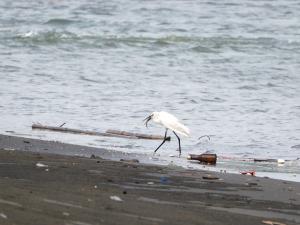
[202,174,219,180]
[94,185,98,189]
[240,170,256,176]
[106,129,170,140]
[120,159,139,163]
[36,162,48,168]
[187,153,217,165]
[254,158,277,163]
[147,182,154,185]
[0,213,7,219]
[110,195,123,202]
[23,140,30,144]
[254,158,286,164]
[261,220,286,225]
[32,123,168,140]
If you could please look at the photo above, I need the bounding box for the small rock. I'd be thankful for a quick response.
[110,196,123,202]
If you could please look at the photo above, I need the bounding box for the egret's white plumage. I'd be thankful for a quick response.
[144,111,190,156]
[151,111,190,137]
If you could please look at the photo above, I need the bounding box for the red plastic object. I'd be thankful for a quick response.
[240,170,256,176]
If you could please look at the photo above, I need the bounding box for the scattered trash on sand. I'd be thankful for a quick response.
[240,170,256,176]
[147,182,154,185]
[187,153,217,165]
[36,162,48,168]
[110,196,123,202]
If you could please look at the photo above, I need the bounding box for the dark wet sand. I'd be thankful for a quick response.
[0,134,299,225]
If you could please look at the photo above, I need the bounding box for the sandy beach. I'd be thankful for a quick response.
[0,134,299,225]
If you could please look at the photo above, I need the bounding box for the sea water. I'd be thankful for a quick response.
[0,0,299,180]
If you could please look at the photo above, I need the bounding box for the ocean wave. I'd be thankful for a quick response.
[15,30,78,44]
[44,18,79,26]
[10,31,300,52]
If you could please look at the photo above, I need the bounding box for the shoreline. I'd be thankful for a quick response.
[1,133,299,182]
[0,134,300,224]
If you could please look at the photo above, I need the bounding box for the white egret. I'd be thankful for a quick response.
[144,111,190,156]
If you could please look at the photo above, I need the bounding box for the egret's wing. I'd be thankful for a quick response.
[159,112,190,137]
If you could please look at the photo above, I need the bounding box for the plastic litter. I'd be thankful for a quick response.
[240,170,256,176]
[36,163,48,168]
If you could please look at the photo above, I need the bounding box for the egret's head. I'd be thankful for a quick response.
[143,112,159,127]
[143,113,153,127]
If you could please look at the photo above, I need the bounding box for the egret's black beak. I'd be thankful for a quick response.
[143,115,152,127]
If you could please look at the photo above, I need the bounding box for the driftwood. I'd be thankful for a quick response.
[32,124,170,141]
[106,129,171,141]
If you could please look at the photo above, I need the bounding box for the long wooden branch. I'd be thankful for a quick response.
[32,124,170,141]
[106,129,171,141]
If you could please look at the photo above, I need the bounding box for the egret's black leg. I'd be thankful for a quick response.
[173,131,181,157]
[154,129,168,155]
